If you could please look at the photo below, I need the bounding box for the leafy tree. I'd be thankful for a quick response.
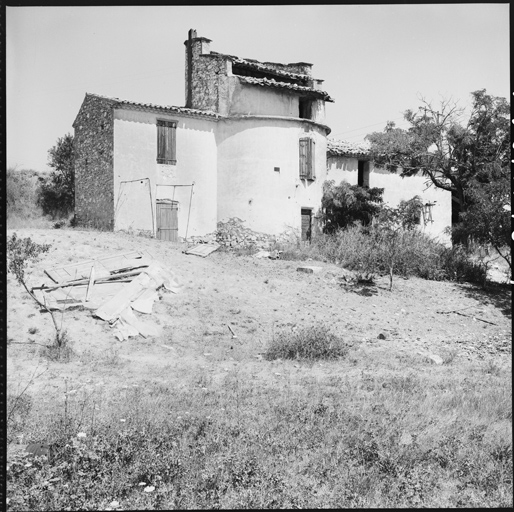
[365,90,509,220]
[321,180,384,233]
[398,195,424,230]
[368,207,418,291]
[39,133,75,218]
[453,164,511,272]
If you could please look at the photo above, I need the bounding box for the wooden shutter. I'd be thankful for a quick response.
[310,139,315,179]
[299,138,314,179]
[299,138,309,178]
[157,120,177,165]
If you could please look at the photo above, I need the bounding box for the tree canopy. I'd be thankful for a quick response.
[39,133,75,217]
[321,180,384,233]
[365,90,509,216]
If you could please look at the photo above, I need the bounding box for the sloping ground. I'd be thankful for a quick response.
[6,228,512,508]
[7,228,511,395]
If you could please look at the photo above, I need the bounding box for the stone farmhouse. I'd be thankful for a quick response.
[73,30,451,244]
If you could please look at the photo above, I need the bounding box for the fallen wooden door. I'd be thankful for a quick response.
[156,201,178,241]
[301,208,312,242]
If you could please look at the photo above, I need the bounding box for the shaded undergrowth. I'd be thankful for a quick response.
[276,226,489,286]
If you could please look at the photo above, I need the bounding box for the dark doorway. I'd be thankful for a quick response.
[358,160,365,186]
[358,160,370,187]
[301,208,312,242]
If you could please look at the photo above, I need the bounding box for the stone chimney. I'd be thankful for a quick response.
[184,29,212,108]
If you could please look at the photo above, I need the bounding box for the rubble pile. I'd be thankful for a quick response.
[188,217,300,249]
[188,217,299,249]
[215,217,272,248]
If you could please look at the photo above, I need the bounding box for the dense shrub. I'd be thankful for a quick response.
[265,324,349,361]
[437,244,488,284]
[321,180,384,233]
[6,168,48,227]
[279,224,488,287]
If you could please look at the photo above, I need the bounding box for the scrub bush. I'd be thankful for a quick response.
[265,324,349,361]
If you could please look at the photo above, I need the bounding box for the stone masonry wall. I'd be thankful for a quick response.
[187,39,229,113]
[73,94,116,230]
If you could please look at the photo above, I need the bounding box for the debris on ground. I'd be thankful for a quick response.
[25,443,52,461]
[418,351,444,365]
[31,251,183,340]
[254,250,282,259]
[297,266,323,274]
[436,306,497,325]
[184,243,220,258]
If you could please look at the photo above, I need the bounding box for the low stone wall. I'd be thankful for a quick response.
[187,217,300,249]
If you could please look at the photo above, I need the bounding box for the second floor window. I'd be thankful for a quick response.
[157,120,177,165]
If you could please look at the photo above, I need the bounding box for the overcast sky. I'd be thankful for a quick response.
[6,4,510,172]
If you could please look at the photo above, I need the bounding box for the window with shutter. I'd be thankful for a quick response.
[157,120,177,165]
[299,138,315,180]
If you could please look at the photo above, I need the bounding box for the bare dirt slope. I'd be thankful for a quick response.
[7,228,511,400]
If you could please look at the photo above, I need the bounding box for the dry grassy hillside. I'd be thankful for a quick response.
[6,228,512,509]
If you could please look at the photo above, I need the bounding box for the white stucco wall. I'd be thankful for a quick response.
[228,78,298,117]
[216,117,328,236]
[113,109,218,238]
[227,79,326,125]
[327,156,452,244]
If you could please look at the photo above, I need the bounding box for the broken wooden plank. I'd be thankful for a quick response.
[32,269,146,292]
[44,250,154,284]
[437,308,497,325]
[94,263,164,322]
[131,289,159,314]
[120,307,160,338]
[112,315,140,341]
[184,244,220,258]
[85,266,95,302]
[95,273,154,322]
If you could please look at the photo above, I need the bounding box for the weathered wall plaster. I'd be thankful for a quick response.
[228,78,298,117]
[216,117,328,235]
[113,108,218,238]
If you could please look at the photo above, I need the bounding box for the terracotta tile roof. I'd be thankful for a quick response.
[230,56,310,81]
[327,138,371,157]
[237,76,334,102]
[87,93,220,118]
